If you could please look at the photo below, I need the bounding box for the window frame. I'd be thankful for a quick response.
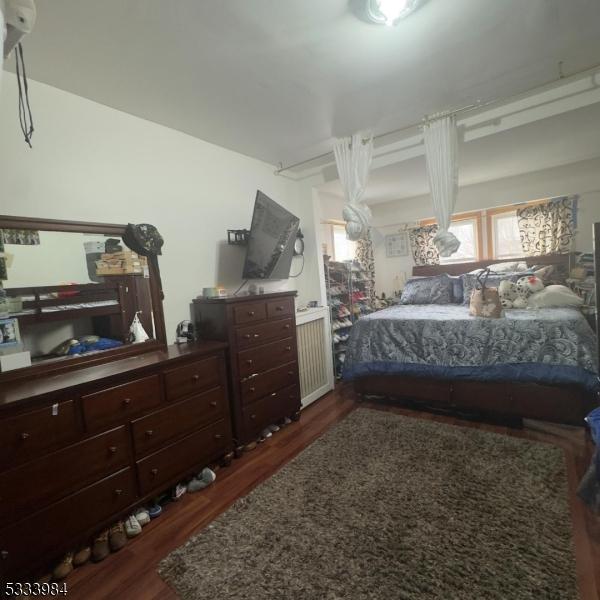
[486,206,522,260]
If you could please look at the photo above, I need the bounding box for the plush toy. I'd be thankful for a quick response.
[498,280,518,309]
[513,275,544,308]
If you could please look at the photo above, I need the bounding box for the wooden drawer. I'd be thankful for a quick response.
[0,426,130,528]
[82,375,161,432]
[0,401,79,471]
[236,317,294,349]
[238,337,297,378]
[266,296,294,319]
[242,384,300,438]
[233,301,266,325]
[0,468,136,578]
[240,361,298,405]
[136,419,231,496]
[164,356,223,402]
[132,386,227,456]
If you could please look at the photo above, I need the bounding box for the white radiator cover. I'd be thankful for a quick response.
[295,307,334,408]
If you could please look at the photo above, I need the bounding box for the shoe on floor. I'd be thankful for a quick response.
[124,515,142,538]
[72,546,91,567]
[171,483,187,501]
[109,522,127,552]
[148,503,162,519]
[92,530,110,562]
[134,507,150,527]
[268,424,280,433]
[187,468,216,492]
[261,428,272,438]
[52,552,74,580]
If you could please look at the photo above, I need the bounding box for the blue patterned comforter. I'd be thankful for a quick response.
[343,305,599,391]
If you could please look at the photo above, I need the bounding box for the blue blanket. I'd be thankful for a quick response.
[343,305,599,391]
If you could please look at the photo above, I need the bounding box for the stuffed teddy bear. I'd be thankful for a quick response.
[498,280,519,309]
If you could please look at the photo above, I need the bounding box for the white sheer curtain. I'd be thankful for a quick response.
[423,114,460,257]
[333,132,373,241]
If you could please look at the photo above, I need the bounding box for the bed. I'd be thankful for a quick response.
[345,254,599,425]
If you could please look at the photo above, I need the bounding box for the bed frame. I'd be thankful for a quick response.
[353,253,598,426]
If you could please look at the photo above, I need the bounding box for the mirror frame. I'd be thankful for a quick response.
[0,215,167,383]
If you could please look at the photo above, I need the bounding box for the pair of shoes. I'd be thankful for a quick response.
[91,523,125,562]
[52,552,74,580]
[187,467,216,492]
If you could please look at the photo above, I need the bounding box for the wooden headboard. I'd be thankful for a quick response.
[412,253,572,276]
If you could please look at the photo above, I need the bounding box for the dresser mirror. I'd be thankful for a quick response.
[0,216,166,380]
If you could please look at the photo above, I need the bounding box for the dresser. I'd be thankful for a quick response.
[193,291,301,449]
[0,342,232,580]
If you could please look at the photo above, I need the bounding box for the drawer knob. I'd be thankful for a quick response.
[285,346,291,351]
[253,334,260,339]
[108,446,117,454]
[114,488,123,496]
[122,398,132,406]
[244,334,251,339]
[250,414,256,420]
[151,468,159,476]
[214,433,223,440]
[209,401,218,407]
[248,311,255,316]
[145,430,154,437]
[271,392,277,397]
[192,374,200,382]
[246,359,253,365]
[284,324,290,329]
[250,387,256,392]
[20,432,30,440]
[1,550,8,560]
[276,306,284,311]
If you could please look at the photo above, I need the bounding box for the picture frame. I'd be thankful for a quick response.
[0,317,20,350]
[385,232,409,258]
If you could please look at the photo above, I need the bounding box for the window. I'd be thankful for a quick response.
[490,211,522,259]
[332,223,356,262]
[420,211,482,263]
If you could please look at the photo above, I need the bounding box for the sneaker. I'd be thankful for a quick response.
[92,530,110,562]
[109,522,127,552]
[268,424,280,433]
[187,467,217,492]
[52,552,74,580]
[171,483,187,501]
[134,507,150,527]
[261,427,273,438]
[72,546,91,567]
[124,515,142,538]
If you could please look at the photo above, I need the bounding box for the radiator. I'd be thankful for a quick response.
[296,307,334,407]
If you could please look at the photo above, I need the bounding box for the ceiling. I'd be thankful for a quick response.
[6,0,600,166]
[319,101,600,203]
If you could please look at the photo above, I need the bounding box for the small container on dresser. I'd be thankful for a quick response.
[193,291,301,450]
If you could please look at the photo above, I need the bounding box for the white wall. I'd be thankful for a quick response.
[370,157,600,296]
[0,74,321,341]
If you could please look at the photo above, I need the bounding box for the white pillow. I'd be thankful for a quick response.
[528,285,584,308]
[487,261,519,273]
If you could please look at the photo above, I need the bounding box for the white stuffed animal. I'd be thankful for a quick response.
[498,280,518,309]
[515,275,544,306]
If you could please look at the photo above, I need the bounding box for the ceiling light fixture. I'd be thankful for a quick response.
[365,0,423,26]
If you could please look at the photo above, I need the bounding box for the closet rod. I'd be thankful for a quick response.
[275,61,600,175]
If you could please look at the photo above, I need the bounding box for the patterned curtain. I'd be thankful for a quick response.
[408,224,440,266]
[517,196,577,256]
[355,228,376,304]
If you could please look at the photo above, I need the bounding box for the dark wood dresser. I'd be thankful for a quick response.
[193,291,301,449]
[0,342,232,580]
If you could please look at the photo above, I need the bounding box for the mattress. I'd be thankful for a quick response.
[343,304,599,391]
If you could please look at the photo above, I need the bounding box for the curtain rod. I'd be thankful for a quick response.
[275,61,600,175]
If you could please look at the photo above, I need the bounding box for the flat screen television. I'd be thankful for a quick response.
[242,191,300,280]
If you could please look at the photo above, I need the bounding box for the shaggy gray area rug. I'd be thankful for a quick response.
[159,408,577,600]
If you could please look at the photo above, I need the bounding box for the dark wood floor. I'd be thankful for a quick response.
[63,385,600,600]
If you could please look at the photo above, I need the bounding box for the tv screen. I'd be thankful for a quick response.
[242,191,300,280]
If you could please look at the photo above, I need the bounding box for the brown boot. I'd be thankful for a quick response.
[73,546,91,567]
[109,522,127,552]
[52,552,74,580]
[92,530,110,562]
